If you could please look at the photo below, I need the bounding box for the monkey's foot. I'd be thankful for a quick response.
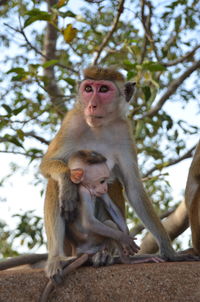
[119,254,164,264]
[46,256,76,284]
[164,253,200,262]
[91,249,115,267]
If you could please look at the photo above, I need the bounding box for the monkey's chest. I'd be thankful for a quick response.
[74,138,116,170]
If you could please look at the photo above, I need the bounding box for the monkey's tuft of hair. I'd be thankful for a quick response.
[83,66,125,82]
[70,150,107,165]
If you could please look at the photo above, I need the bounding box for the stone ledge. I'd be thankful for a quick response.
[0,262,200,302]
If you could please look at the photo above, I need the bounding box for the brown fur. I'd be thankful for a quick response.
[69,150,107,165]
[83,66,125,82]
[185,141,200,254]
[41,66,195,281]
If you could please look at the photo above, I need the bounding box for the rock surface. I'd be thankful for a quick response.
[0,262,200,302]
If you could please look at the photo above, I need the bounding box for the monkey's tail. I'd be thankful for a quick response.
[0,253,48,270]
[39,253,89,302]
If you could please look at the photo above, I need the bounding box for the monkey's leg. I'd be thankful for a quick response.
[112,254,164,264]
[39,254,89,302]
[91,220,121,267]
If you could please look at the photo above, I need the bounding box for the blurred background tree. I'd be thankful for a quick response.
[0,0,199,256]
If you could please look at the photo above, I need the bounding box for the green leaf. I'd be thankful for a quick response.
[142,62,166,72]
[56,0,69,8]
[135,120,144,138]
[127,71,137,80]
[42,60,59,68]
[13,105,26,116]
[63,77,76,86]
[7,67,26,74]
[4,135,24,148]
[2,104,12,114]
[24,9,52,28]
[123,60,137,70]
[175,16,182,31]
[59,10,76,18]
[16,130,25,141]
[142,86,151,102]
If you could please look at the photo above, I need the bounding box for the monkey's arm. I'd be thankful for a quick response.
[40,114,79,221]
[101,193,129,233]
[80,189,139,254]
[40,158,69,177]
[44,179,69,280]
[40,159,78,221]
[116,151,197,261]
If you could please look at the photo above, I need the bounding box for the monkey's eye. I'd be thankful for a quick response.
[85,85,93,92]
[100,179,106,184]
[99,85,109,93]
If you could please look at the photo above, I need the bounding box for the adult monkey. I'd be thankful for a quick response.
[185,140,200,254]
[40,66,193,280]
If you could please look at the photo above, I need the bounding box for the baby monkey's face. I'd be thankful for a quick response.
[83,163,110,196]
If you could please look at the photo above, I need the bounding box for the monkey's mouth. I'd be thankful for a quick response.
[88,115,104,119]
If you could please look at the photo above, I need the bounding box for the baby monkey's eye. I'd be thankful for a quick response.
[99,85,109,93]
[100,179,106,184]
[85,85,93,92]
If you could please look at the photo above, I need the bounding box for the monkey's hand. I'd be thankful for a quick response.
[119,234,140,256]
[59,173,79,222]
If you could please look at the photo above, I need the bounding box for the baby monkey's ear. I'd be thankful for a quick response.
[70,168,84,184]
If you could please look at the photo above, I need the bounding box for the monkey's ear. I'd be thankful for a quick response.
[124,82,136,102]
[70,168,84,184]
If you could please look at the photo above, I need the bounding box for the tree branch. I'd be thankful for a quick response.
[163,44,200,67]
[139,0,149,64]
[143,144,197,178]
[23,132,49,145]
[41,0,67,117]
[0,0,7,5]
[4,22,76,74]
[92,0,125,65]
[0,150,42,159]
[130,208,175,236]
[142,60,200,118]
[140,0,160,61]
[139,200,189,253]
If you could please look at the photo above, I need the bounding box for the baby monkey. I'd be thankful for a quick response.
[65,150,163,265]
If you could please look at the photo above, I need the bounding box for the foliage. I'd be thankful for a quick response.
[0,0,199,252]
[0,221,19,258]
[0,211,44,257]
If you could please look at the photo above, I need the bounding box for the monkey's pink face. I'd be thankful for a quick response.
[79,80,118,127]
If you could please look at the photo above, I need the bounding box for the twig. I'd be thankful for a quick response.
[141,60,200,118]
[143,144,197,178]
[23,131,49,145]
[140,0,160,61]
[130,208,175,236]
[0,150,42,158]
[163,44,200,67]
[92,0,125,65]
[3,22,76,74]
